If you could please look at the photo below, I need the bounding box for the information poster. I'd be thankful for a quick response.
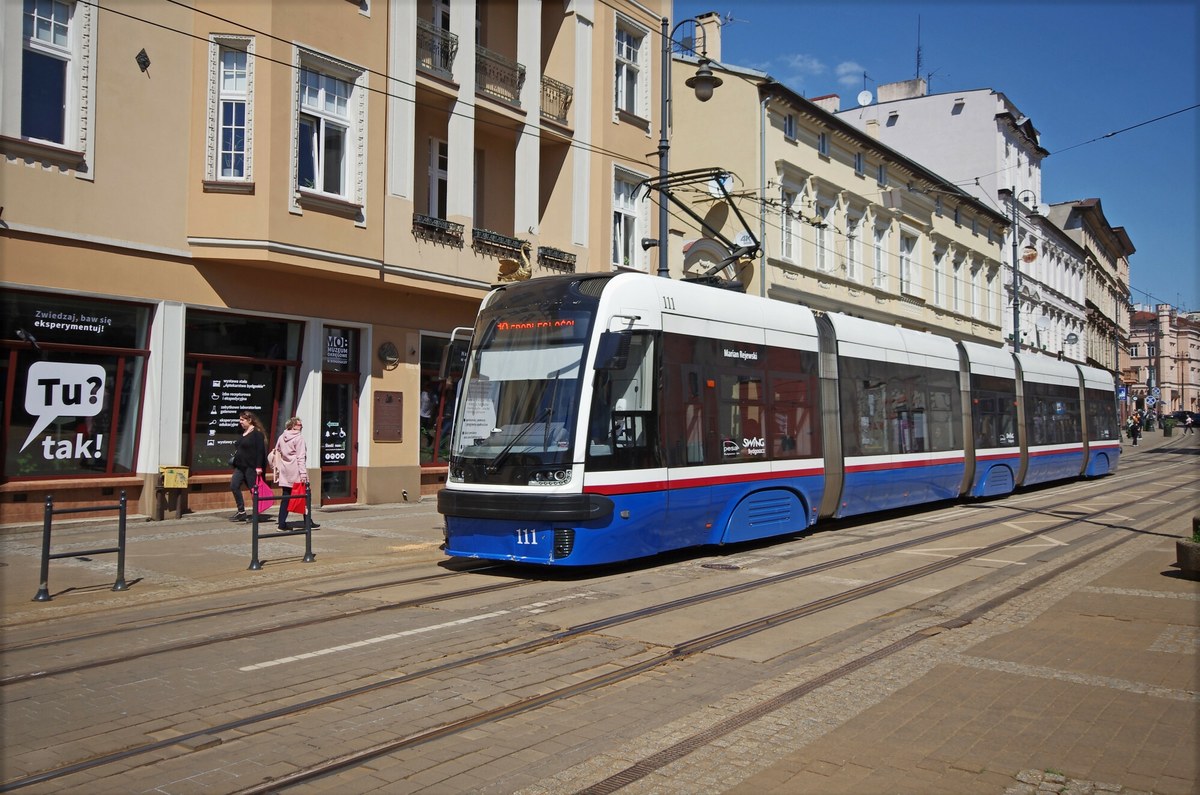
[195,370,273,469]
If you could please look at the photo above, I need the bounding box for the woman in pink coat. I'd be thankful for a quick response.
[272,417,319,529]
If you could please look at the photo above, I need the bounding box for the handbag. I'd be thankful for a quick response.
[229,453,237,468]
[255,478,274,513]
[288,481,307,514]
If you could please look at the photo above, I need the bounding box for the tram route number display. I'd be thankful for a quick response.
[322,420,349,465]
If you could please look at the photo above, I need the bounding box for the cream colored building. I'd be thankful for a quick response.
[0,0,671,522]
[664,21,1007,342]
[1128,305,1200,417]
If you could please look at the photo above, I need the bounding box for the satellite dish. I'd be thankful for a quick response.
[857,90,873,107]
[706,173,733,197]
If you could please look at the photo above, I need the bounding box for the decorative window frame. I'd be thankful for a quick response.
[205,35,255,191]
[613,16,650,123]
[289,47,368,225]
[612,166,649,271]
[0,0,96,177]
[898,227,921,298]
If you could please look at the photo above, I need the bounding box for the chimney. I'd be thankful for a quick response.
[877,78,928,102]
[695,11,721,62]
[810,94,841,113]
[865,119,880,139]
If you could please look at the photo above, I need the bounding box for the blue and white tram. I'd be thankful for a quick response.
[437,272,1121,566]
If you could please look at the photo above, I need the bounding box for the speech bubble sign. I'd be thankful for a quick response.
[21,362,107,452]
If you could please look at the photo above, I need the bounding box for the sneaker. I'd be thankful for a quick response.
[231,511,247,522]
[309,522,321,529]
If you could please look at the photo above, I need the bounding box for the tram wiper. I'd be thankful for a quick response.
[486,407,552,474]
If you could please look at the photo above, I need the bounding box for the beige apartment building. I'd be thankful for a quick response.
[0,0,672,522]
[665,20,1008,341]
[1128,305,1200,417]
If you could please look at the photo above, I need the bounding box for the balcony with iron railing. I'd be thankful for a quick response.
[412,213,464,247]
[540,75,573,125]
[476,45,525,106]
[416,18,457,79]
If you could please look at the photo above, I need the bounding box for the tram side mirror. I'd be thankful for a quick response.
[594,331,631,371]
[439,338,470,381]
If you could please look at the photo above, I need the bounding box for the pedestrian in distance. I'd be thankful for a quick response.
[271,416,320,529]
[230,411,269,521]
[1185,414,1195,434]
[1128,413,1141,446]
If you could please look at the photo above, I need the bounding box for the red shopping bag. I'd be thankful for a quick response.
[288,481,307,514]
[255,478,274,514]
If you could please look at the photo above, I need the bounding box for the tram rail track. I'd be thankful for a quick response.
[0,464,1180,687]
[2,478,1191,793]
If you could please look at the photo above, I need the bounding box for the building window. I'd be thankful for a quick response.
[206,37,255,182]
[1129,344,1140,358]
[845,216,861,282]
[298,68,351,194]
[614,23,646,118]
[781,189,798,263]
[183,310,302,473]
[2,290,152,480]
[899,232,919,296]
[613,170,645,270]
[876,163,887,187]
[292,51,366,214]
[932,250,945,306]
[783,113,797,140]
[873,224,889,289]
[429,138,448,217]
[8,0,95,166]
[815,204,832,271]
[953,256,966,313]
[853,151,864,175]
[816,132,829,156]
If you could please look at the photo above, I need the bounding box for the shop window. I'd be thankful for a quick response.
[183,310,303,472]
[420,333,459,465]
[2,291,152,480]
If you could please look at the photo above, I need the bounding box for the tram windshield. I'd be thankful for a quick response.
[448,286,597,483]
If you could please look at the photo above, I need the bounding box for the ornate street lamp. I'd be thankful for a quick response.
[1006,188,1038,352]
[655,17,723,278]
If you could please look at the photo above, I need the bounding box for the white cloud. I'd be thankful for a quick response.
[836,61,869,88]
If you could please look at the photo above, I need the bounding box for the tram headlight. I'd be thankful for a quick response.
[448,464,465,483]
[529,469,571,486]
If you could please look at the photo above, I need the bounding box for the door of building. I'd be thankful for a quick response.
[320,373,358,504]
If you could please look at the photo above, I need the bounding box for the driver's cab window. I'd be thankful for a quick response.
[587,332,659,471]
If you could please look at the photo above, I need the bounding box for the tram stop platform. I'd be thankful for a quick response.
[0,427,1196,795]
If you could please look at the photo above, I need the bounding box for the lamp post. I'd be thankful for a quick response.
[1007,188,1037,353]
[656,16,722,278]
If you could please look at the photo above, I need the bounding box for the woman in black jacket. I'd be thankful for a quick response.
[230,411,269,521]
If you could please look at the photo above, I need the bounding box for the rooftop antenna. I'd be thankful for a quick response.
[915,15,923,80]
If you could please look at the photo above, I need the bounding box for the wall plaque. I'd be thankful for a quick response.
[373,391,403,441]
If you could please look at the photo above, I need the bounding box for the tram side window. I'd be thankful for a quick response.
[1084,387,1118,441]
[766,347,820,459]
[718,371,765,462]
[839,357,962,456]
[586,332,660,472]
[1023,381,1082,446]
[970,374,1018,448]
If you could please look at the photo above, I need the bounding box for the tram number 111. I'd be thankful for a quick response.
[516,528,539,545]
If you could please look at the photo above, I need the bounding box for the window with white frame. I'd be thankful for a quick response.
[899,232,919,295]
[845,216,861,281]
[297,67,352,195]
[873,223,889,289]
[206,36,255,182]
[780,189,798,263]
[970,259,982,319]
[932,249,945,306]
[429,138,448,217]
[10,0,95,162]
[783,112,797,140]
[614,23,646,118]
[613,170,645,270]
[815,203,832,271]
[952,256,965,313]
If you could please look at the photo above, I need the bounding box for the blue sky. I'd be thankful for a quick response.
[674,0,1199,312]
